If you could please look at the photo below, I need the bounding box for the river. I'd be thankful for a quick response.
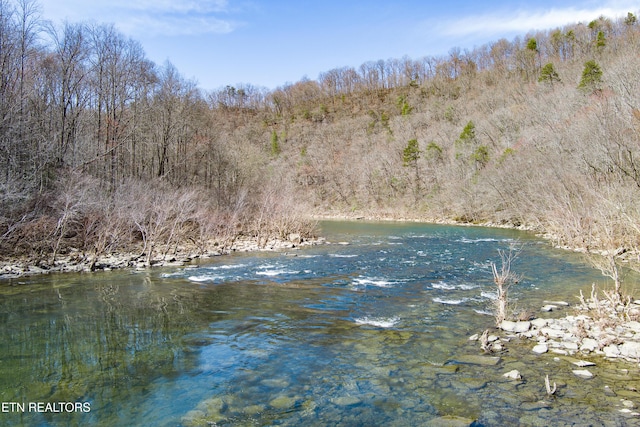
[0,221,637,426]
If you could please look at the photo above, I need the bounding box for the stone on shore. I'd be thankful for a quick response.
[603,345,621,358]
[580,338,598,352]
[619,342,640,359]
[500,320,531,333]
[532,343,548,354]
[531,318,548,328]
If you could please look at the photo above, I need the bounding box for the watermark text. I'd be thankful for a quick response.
[1,401,91,413]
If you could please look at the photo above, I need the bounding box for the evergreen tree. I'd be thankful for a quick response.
[472,145,490,169]
[403,139,422,205]
[538,62,561,85]
[457,121,476,144]
[270,130,281,155]
[625,12,637,26]
[596,31,606,50]
[403,139,421,167]
[397,95,413,116]
[526,37,540,77]
[578,60,603,93]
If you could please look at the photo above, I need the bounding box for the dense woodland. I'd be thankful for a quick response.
[1,1,639,277]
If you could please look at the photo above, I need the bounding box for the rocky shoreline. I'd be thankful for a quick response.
[467,294,640,416]
[0,233,326,281]
[475,299,640,364]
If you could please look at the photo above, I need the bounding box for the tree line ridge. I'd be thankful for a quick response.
[0,1,639,278]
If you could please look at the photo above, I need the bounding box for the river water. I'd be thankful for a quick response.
[0,221,638,426]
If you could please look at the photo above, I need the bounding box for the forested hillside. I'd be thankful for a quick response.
[1,0,639,275]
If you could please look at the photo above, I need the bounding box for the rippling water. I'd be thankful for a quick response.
[0,221,637,426]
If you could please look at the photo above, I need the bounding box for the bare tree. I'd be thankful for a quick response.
[45,21,90,168]
[491,244,523,326]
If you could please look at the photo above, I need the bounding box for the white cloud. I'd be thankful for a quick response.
[432,4,638,39]
[116,0,229,14]
[121,14,236,36]
[39,0,238,37]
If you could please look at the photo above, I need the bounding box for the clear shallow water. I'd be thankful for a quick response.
[0,221,637,426]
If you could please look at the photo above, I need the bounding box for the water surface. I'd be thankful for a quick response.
[0,221,637,426]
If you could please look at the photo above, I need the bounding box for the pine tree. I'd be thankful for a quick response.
[270,130,280,155]
[403,139,421,167]
[403,139,422,205]
[397,95,413,116]
[578,60,603,93]
[625,12,637,26]
[458,121,476,143]
[538,62,561,85]
[596,31,606,50]
[472,145,490,169]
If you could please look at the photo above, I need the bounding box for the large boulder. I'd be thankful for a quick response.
[500,320,531,333]
[620,341,640,359]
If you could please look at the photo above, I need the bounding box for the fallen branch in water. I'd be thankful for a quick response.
[545,374,557,396]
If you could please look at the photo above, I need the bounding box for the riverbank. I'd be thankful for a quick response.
[2,212,635,280]
[311,211,542,233]
[465,295,640,418]
[0,234,326,281]
[474,293,640,363]
[0,212,525,281]
[312,212,640,264]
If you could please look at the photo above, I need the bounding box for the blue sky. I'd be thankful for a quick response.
[38,0,639,91]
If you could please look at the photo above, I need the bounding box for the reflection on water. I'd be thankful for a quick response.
[0,221,637,426]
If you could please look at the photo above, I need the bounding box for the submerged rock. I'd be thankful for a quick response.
[622,399,636,409]
[503,369,522,380]
[545,300,570,306]
[452,355,501,366]
[181,410,207,427]
[569,359,596,367]
[573,369,594,378]
[243,404,265,415]
[426,415,477,427]
[269,395,298,410]
[331,395,361,406]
